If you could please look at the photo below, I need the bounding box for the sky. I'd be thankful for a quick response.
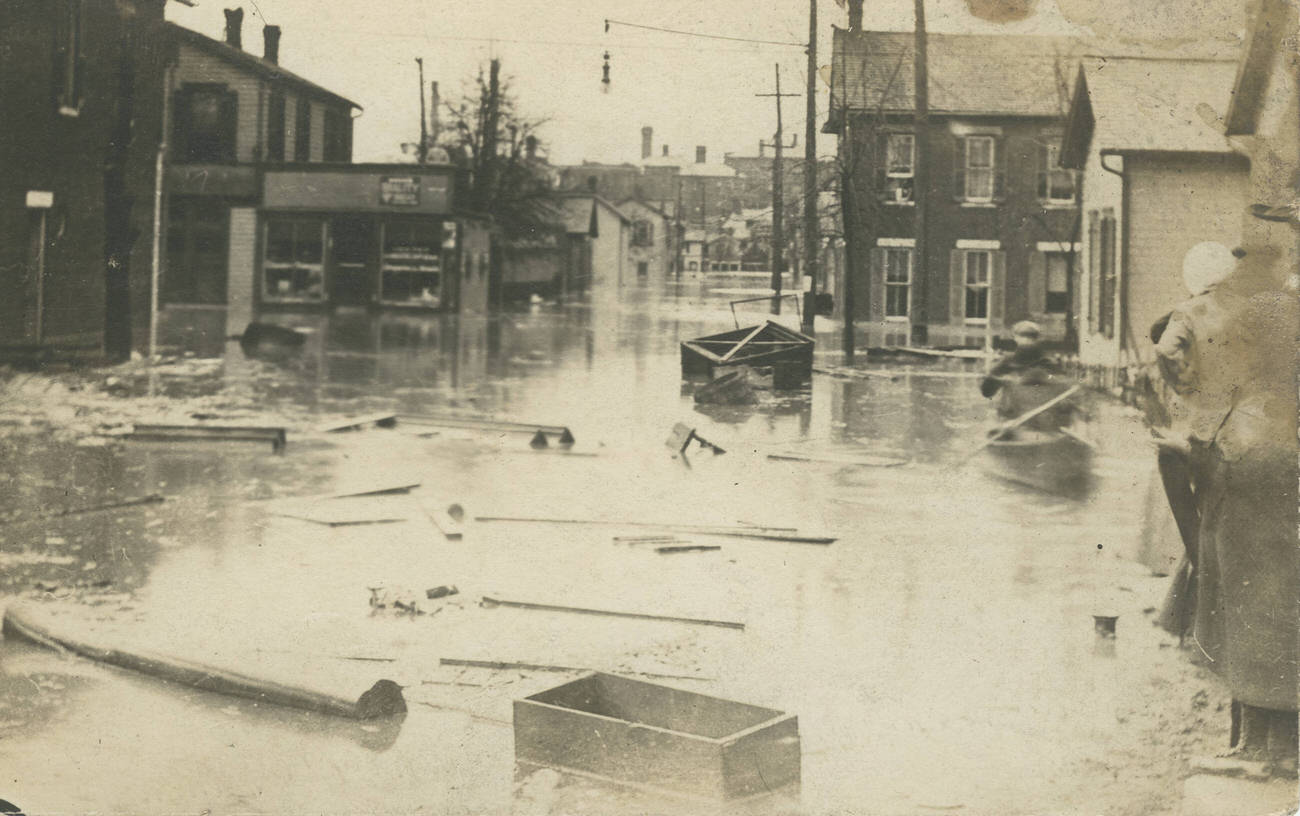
[164,0,1244,166]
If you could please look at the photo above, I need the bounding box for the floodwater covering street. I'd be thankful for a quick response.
[0,281,1257,815]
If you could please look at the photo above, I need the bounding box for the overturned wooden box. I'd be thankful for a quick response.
[513,672,800,800]
[681,321,814,390]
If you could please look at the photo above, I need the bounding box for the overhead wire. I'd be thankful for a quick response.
[603,18,806,48]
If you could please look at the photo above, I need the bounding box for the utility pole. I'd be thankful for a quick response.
[416,58,428,163]
[482,58,501,205]
[801,0,819,334]
[756,63,800,314]
[912,0,930,344]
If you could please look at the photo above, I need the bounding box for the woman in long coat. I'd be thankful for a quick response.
[1154,242,1298,775]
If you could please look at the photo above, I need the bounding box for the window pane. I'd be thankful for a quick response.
[967,137,992,168]
[295,222,323,263]
[1046,253,1069,291]
[965,251,989,284]
[966,286,988,319]
[885,249,911,282]
[966,169,993,200]
[266,221,294,262]
[887,134,913,175]
[885,284,909,317]
[1048,170,1075,200]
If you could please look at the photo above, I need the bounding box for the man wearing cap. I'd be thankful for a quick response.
[979,320,1073,431]
[1152,241,1299,777]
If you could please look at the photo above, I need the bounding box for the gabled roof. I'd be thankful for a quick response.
[167,22,360,111]
[615,198,671,220]
[1060,56,1239,167]
[557,194,631,235]
[828,28,1243,129]
[828,29,1081,122]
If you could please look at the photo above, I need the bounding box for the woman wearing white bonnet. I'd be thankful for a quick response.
[1180,240,1236,296]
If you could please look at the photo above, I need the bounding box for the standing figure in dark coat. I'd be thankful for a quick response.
[1153,241,1299,777]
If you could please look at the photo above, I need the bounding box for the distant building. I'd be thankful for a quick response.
[0,0,171,358]
[826,28,1083,348]
[616,199,675,286]
[162,11,489,320]
[1060,55,1246,376]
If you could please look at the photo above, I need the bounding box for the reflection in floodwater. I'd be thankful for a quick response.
[0,281,1213,815]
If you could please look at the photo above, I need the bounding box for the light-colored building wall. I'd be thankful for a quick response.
[173,41,265,162]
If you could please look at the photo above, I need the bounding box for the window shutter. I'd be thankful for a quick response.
[993,137,1006,201]
[990,250,1007,329]
[219,91,238,162]
[952,136,966,201]
[172,90,191,161]
[868,248,885,322]
[874,133,887,201]
[949,249,966,324]
[1027,250,1046,316]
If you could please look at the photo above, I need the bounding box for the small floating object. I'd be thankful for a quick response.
[127,423,286,454]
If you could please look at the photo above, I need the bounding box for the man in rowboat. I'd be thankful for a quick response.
[1152,241,1299,778]
[979,321,1076,432]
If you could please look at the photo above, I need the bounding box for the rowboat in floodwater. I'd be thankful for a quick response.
[978,427,1095,497]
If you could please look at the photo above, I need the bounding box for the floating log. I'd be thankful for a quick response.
[480,595,745,630]
[128,424,286,453]
[2,604,405,719]
[656,545,722,554]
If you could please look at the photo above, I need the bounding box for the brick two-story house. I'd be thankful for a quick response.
[826,28,1084,348]
[0,0,170,359]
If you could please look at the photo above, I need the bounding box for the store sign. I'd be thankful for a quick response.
[379,176,420,207]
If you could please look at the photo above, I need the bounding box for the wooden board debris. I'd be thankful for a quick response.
[318,413,399,433]
[480,595,745,630]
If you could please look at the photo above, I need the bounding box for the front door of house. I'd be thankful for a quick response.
[330,216,374,306]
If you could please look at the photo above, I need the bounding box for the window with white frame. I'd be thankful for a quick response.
[884,133,914,203]
[884,248,912,318]
[964,136,995,202]
[1045,252,1069,313]
[1038,140,1076,203]
[964,249,991,321]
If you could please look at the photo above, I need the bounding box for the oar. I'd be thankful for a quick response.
[960,383,1084,464]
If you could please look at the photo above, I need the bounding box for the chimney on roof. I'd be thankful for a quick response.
[525,135,537,160]
[223,8,244,49]
[262,25,280,63]
[848,0,863,30]
[662,145,669,157]
[641,127,653,160]
[695,145,706,164]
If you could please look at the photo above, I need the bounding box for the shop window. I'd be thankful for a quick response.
[964,249,991,321]
[637,261,649,279]
[323,108,352,162]
[380,220,441,306]
[294,97,311,162]
[54,0,83,114]
[174,84,237,163]
[264,218,324,301]
[1045,252,1069,313]
[884,248,912,319]
[164,198,229,304]
[1037,138,1076,204]
[267,89,286,162]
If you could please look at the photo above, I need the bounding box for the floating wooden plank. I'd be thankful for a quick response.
[439,657,714,683]
[472,515,834,544]
[129,424,286,453]
[318,413,398,433]
[813,366,900,381]
[896,346,986,360]
[656,545,721,554]
[325,482,421,499]
[397,414,574,444]
[2,603,405,719]
[419,500,464,541]
[480,596,745,630]
[273,497,411,527]
[767,452,909,468]
[0,493,165,526]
